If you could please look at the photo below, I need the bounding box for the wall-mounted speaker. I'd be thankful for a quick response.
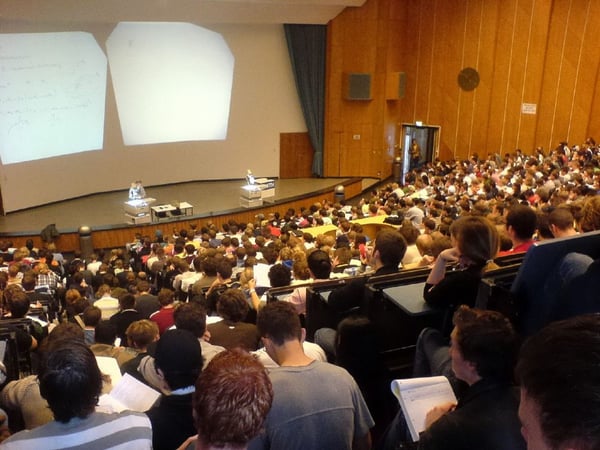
[386,72,406,100]
[343,73,372,100]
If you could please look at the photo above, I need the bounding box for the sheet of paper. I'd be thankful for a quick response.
[109,373,161,412]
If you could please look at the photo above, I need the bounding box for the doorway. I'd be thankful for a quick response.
[400,123,440,184]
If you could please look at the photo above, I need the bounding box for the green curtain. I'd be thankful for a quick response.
[284,24,326,177]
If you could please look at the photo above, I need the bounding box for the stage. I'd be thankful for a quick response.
[0,177,379,237]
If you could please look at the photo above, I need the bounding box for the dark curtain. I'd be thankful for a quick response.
[284,24,326,177]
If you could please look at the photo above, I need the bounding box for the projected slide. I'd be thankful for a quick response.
[107,22,235,146]
[0,32,107,165]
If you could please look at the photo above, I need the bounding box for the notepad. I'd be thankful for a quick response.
[391,376,457,441]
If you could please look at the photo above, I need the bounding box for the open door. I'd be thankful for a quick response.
[399,123,440,184]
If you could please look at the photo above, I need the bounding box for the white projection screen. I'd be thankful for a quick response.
[0,32,107,165]
[107,22,235,145]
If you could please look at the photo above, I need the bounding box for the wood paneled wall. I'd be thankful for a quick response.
[280,132,314,178]
[325,0,600,175]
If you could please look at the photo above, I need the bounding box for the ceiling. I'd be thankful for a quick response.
[0,0,367,25]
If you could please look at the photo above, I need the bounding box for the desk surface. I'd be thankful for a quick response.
[382,282,435,316]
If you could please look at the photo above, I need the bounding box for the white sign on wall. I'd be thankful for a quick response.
[521,103,537,115]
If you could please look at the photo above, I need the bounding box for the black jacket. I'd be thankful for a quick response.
[419,378,526,450]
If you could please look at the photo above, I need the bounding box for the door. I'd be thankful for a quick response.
[400,124,440,184]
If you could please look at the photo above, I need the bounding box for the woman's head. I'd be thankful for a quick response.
[450,216,499,267]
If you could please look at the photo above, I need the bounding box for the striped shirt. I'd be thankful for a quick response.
[0,411,152,450]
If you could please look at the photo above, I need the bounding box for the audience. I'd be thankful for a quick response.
[2,142,600,448]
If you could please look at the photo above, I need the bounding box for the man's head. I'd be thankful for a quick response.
[506,205,537,242]
[257,301,302,346]
[450,305,518,385]
[193,350,273,448]
[217,289,249,323]
[38,340,102,423]
[157,288,175,307]
[372,229,407,268]
[173,302,207,338]
[126,319,159,349]
[548,207,575,237]
[155,329,202,391]
[516,314,600,450]
[268,264,292,288]
[306,249,331,280]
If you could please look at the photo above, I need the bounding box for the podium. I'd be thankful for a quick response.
[240,185,263,208]
[240,178,275,208]
[255,178,275,199]
[124,198,155,224]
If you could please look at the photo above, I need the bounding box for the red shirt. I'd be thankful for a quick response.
[498,240,534,257]
[150,307,175,335]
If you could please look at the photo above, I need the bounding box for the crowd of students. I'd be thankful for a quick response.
[0,140,598,448]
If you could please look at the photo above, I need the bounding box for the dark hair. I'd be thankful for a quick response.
[8,290,30,318]
[82,306,102,327]
[506,204,537,240]
[217,289,249,323]
[548,206,574,231]
[216,259,233,279]
[174,302,207,337]
[155,329,202,390]
[307,249,331,279]
[452,306,518,382]
[268,264,292,288]
[374,229,407,267]
[119,293,136,309]
[38,340,102,423]
[516,314,600,450]
[94,320,117,345]
[193,350,273,447]
[257,301,301,346]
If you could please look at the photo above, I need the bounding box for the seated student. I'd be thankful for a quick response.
[89,320,136,367]
[146,329,202,450]
[1,340,152,449]
[149,288,176,335]
[120,319,159,383]
[173,302,225,369]
[109,293,142,343]
[202,260,240,315]
[378,306,525,450]
[177,349,274,450]
[2,289,40,351]
[93,284,120,320]
[286,249,332,316]
[424,216,499,334]
[0,323,84,431]
[206,289,260,351]
[82,305,102,345]
[516,314,600,450]
[327,229,407,318]
[498,204,537,256]
[248,301,374,450]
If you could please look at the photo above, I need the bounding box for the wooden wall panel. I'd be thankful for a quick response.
[325,0,600,175]
[280,133,314,178]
